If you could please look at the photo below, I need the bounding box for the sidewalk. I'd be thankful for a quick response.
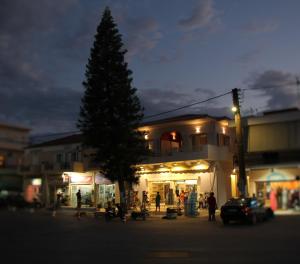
[274,209,300,215]
[43,206,212,219]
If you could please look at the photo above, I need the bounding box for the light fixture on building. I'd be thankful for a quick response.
[195,127,201,134]
[172,165,185,171]
[222,127,226,134]
[171,132,176,140]
[193,161,209,170]
[144,133,149,140]
[231,106,237,112]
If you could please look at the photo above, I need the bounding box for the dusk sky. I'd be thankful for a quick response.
[1,0,300,134]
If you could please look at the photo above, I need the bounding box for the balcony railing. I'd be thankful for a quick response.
[142,145,232,164]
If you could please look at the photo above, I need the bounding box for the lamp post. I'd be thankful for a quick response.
[232,88,247,197]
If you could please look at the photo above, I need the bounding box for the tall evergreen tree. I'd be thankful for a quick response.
[78,7,148,212]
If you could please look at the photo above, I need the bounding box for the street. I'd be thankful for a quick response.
[1,209,299,264]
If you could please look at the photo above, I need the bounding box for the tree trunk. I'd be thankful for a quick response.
[118,179,127,220]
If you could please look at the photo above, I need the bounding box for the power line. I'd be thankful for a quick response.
[143,91,232,120]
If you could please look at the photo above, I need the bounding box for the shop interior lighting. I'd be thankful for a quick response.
[185,179,197,185]
[195,126,201,133]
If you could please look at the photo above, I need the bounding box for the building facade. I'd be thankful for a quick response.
[235,108,300,210]
[0,122,30,194]
[21,134,84,205]
[135,114,234,208]
[22,114,235,209]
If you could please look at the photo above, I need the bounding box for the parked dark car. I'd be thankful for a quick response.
[220,197,273,225]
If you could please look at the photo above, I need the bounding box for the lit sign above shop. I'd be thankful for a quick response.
[62,172,93,184]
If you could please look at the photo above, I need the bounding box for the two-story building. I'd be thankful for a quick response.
[0,122,30,194]
[21,134,85,205]
[135,114,234,207]
[235,108,300,210]
[22,133,116,207]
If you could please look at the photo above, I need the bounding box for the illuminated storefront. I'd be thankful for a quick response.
[135,160,228,206]
[62,172,94,207]
[248,165,300,210]
[62,171,117,208]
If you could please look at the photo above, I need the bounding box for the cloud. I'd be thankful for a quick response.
[244,70,299,110]
[194,88,216,98]
[0,83,82,134]
[138,88,232,120]
[138,49,182,64]
[236,49,262,65]
[243,19,279,33]
[122,16,162,58]
[178,0,217,31]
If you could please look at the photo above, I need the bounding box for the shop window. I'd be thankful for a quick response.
[160,131,182,155]
[192,133,208,151]
[217,134,230,146]
[0,155,5,167]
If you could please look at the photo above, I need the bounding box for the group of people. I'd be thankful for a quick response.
[157,190,217,221]
[75,189,216,221]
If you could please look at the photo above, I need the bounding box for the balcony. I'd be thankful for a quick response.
[142,145,232,164]
[42,161,84,173]
[19,164,41,175]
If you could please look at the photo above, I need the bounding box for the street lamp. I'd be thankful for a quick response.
[231,106,237,112]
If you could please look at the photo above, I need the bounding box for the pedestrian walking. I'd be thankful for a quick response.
[207,192,217,221]
[155,192,161,212]
[76,189,82,219]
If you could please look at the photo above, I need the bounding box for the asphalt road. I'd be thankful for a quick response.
[1,209,299,264]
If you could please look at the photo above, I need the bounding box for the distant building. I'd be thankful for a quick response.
[231,108,300,210]
[0,122,30,194]
[21,133,84,205]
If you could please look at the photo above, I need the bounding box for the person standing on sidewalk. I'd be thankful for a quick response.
[52,192,62,217]
[207,192,217,221]
[76,189,82,219]
[155,192,161,212]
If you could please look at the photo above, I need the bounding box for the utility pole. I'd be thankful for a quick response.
[296,77,300,108]
[232,88,247,197]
